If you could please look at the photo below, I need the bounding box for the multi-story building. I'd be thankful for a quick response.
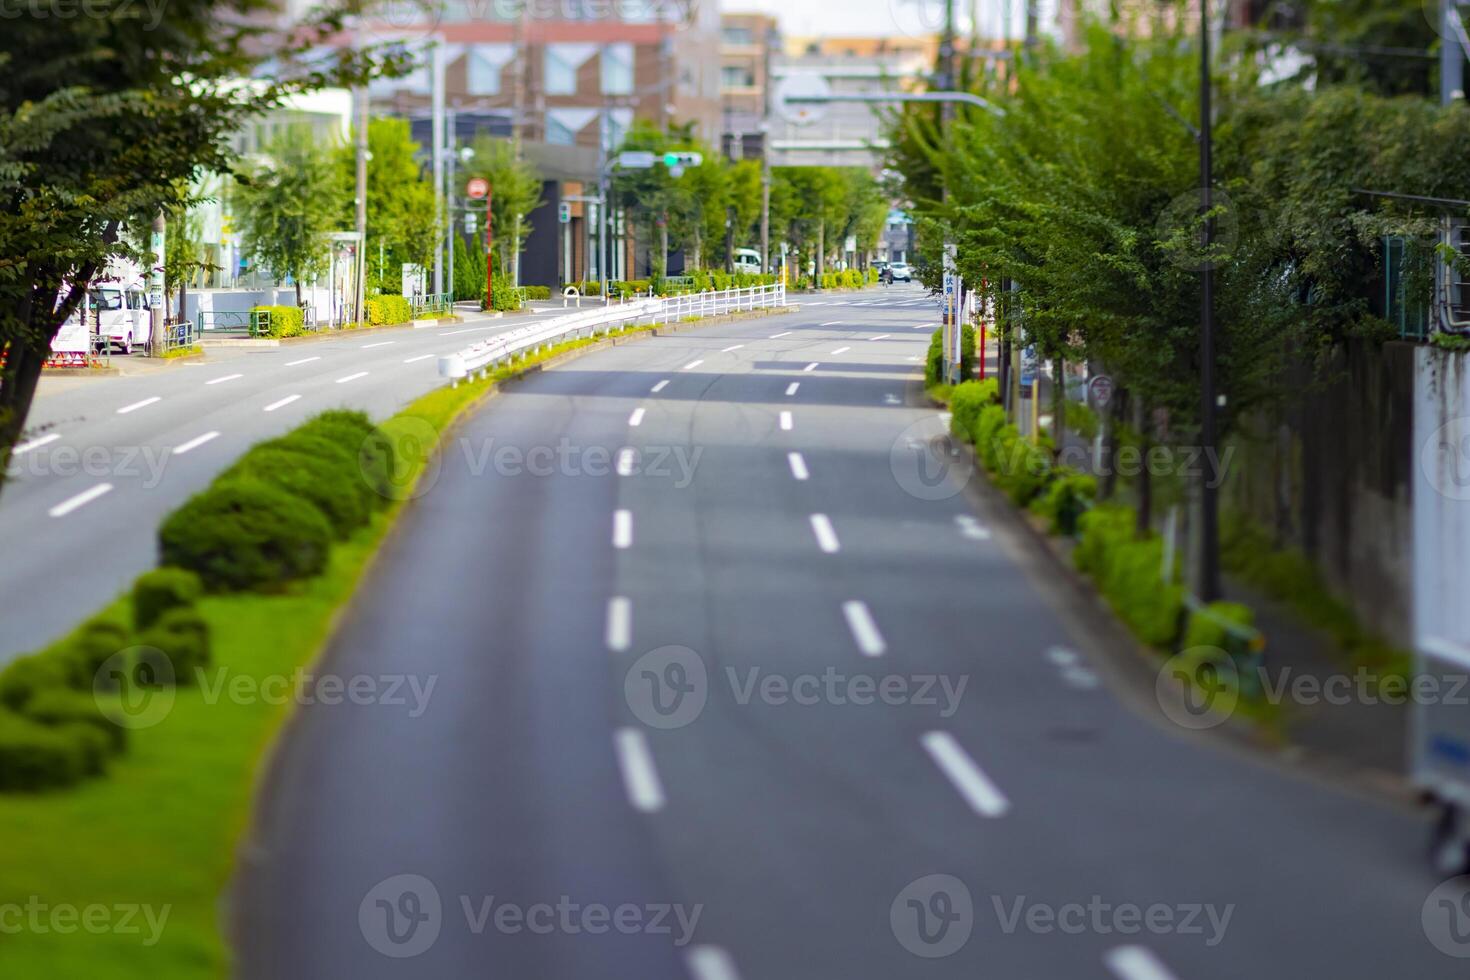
[718,13,778,161]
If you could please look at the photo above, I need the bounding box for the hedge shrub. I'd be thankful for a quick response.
[0,654,71,711]
[159,479,335,592]
[132,568,202,631]
[22,689,127,753]
[225,445,370,537]
[949,379,1000,439]
[1075,504,1185,647]
[1033,468,1097,536]
[294,411,396,503]
[251,305,305,338]
[138,608,212,684]
[0,711,90,791]
[365,295,412,326]
[926,326,977,386]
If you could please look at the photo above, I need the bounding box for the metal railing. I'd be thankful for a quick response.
[412,292,454,319]
[154,318,198,355]
[440,282,787,385]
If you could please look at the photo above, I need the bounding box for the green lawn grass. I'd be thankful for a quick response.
[0,326,645,976]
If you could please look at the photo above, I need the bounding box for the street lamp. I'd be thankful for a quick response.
[1198,0,1220,601]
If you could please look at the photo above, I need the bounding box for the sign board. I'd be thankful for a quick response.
[401,263,427,299]
[616,150,657,169]
[558,202,572,224]
[774,73,832,126]
[1088,374,1115,409]
[466,177,489,200]
[1020,345,1040,388]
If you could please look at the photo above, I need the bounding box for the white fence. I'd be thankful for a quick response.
[439,283,787,385]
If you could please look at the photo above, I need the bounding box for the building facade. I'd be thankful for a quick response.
[718,13,778,161]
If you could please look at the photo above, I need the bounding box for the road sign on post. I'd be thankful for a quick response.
[616,150,657,169]
[466,177,488,200]
[558,201,571,224]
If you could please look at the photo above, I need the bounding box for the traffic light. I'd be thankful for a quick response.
[662,151,703,169]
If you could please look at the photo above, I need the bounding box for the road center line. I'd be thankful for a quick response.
[285,356,321,366]
[49,483,113,518]
[810,514,841,553]
[617,448,636,476]
[870,334,890,341]
[921,731,1010,817]
[683,359,704,370]
[842,600,886,656]
[686,946,743,980]
[651,379,670,393]
[606,596,632,651]
[955,514,992,540]
[769,331,792,339]
[116,396,160,415]
[802,362,819,372]
[613,510,633,549]
[205,373,243,385]
[721,344,744,352]
[785,382,800,396]
[613,728,666,813]
[173,431,220,455]
[831,346,851,354]
[820,320,842,326]
[14,433,60,455]
[1103,945,1182,980]
[335,371,369,384]
[361,341,395,349]
[787,452,809,481]
[628,408,646,427]
[779,410,793,431]
[403,353,435,364]
[263,394,301,412]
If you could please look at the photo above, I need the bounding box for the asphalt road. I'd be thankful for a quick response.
[231,284,1462,979]
[0,306,567,660]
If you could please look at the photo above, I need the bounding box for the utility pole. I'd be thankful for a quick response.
[447,107,456,302]
[1198,0,1220,601]
[431,39,446,297]
[1443,0,1466,105]
[149,211,165,354]
[354,83,368,324]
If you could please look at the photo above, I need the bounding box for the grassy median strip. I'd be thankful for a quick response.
[0,324,660,978]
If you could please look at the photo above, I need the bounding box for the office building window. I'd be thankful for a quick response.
[544,44,597,95]
[601,42,634,96]
[467,44,513,96]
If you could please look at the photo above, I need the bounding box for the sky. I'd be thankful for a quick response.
[719,0,1051,43]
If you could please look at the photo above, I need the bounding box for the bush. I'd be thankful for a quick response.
[1064,400,1100,440]
[138,608,212,684]
[1034,468,1097,536]
[159,479,335,592]
[1183,601,1257,655]
[1075,504,1184,647]
[132,568,203,631]
[949,379,1000,440]
[251,305,305,338]
[926,326,978,386]
[0,654,71,711]
[294,411,396,503]
[522,285,551,301]
[365,295,412,326]
[0,710,89,791]
[225,446,370,537]
[22,689,127,753]
[57,619,132,691]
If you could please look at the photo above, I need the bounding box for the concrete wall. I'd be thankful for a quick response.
[182,287,334,323]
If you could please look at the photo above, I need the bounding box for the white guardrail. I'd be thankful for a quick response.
[439,283,788,385]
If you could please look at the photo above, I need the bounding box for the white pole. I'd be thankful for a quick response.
[431,39,446,296]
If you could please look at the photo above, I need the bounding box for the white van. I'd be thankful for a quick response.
[732,248,762,276]
[88,284,152,354]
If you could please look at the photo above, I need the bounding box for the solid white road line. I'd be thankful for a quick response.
[263,395,301,412]
[361,341,395,349]
[116,396,160,415]
[787,452,809,481]
[820,320,841,326]
[785,382,800,396]
[617,448,636,476]
[403,353,435,364]
[285,356,321,366]
[651,379,670,393]
[871,334,890,341]
[686,946,743,980]
[831,346,851,355]
[955,514,992,540]
[1104,946,1182,980]
[13,433,59,455]
[779,410,793,431]
[802,362,819,372]
[335,371,369,384]
[628,408,646,427]
[205,373,243,385]
[613,510,633,549]
[173,431,220,456]
[842,600,886,656]
[769,331,792,339]
[810,514,841,553]
[440,327,491,337]
[721,344,744,352]
[606,597,632,652]
[921,731,1010,818]
[683,359,704,371]
[49,483,113,518]
[614,728,666,813]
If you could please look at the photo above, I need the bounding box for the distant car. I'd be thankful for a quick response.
[732,248,762,276]
[889,262,913,282]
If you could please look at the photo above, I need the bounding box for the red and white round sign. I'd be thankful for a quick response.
[466,177,489,200]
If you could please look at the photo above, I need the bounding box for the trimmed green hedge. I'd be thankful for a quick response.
[926,326,977,386]
[365,295,412,326]
[132,568,202,631]
[159,479,334,592]
[1075,504,1186,648]
[250,305,305,338]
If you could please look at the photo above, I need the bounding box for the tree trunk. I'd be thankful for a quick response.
[1134,395,1151,537]
[1100,386,1127,501]
[294,278,303,308]
[1050,354,1064,461]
